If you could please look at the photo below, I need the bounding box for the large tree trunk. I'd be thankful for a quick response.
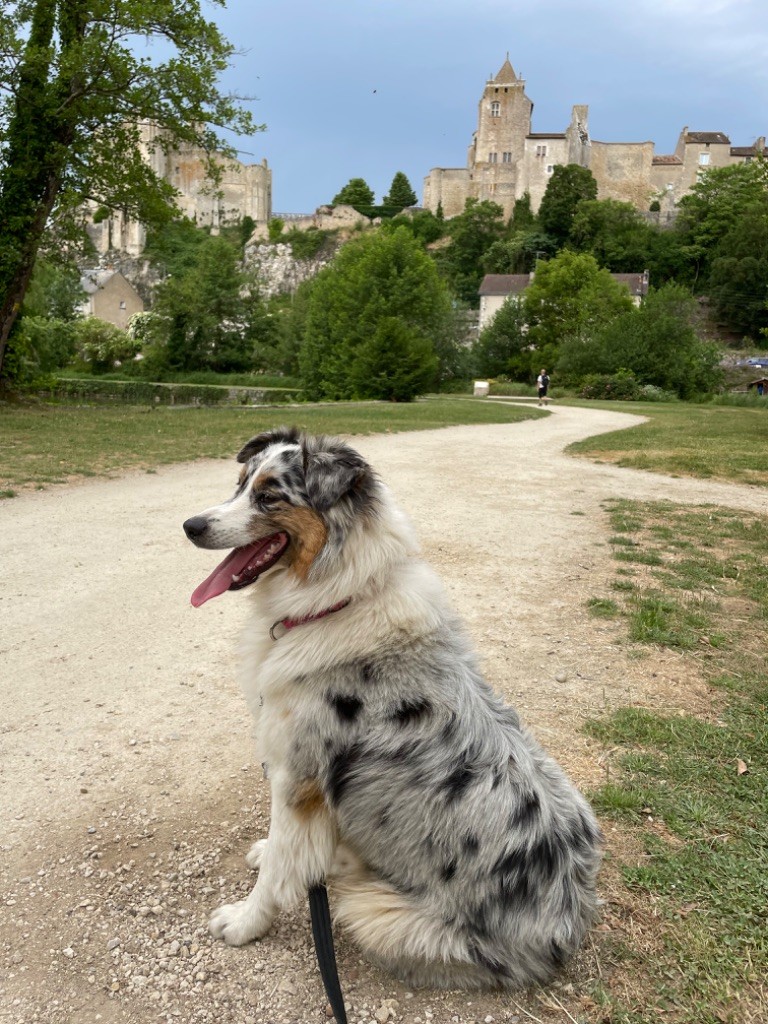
[0,0,81,380]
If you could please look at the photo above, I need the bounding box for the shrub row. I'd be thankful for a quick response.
[42,378,302,406]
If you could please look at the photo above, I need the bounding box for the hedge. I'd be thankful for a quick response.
[41,378,302,406]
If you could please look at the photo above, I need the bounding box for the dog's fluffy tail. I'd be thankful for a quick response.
[328,846,501,989]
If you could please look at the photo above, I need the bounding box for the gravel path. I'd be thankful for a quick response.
[1,405,764,1024]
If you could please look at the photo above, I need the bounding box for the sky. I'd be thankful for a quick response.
[206,0,768,214]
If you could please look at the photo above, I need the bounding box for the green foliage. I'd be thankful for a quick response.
[144,219,211,278]
[331,177,375,209]
[537,164,598,243]
[383,172,418,211]
[383,210,445,246]
[239,216,256,247]
[481,231,556,274]
[707,197,768,337]
[524,249,635,361]
[557,283,723,398]
[73,318,139,374]
[284,226,335,261]
[437,198,507,304]
[149,233,276,374]
[267,218,285,242]
[569,199,653,272]
[22,259,84,322]
[578,369,641,401]
[472,296,531,379]
[0,0,259,381]
[510,192,536,231]
[348,318,438,401]
[299,226,453,400]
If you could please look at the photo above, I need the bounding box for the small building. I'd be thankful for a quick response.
[80,270,144,330]
[747,377,768,395]
[478,270,649,330]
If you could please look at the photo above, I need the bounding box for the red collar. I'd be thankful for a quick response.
[269,598,351,641]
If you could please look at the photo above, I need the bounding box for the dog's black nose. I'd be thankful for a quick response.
[183,516,209,539]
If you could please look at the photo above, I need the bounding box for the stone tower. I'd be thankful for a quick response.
[468,54,533,205]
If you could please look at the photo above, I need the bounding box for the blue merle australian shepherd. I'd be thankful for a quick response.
[183,428,602,990]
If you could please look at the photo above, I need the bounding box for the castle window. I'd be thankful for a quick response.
[490,101,500,117]
[698,152,711,166]
[546,165,554,174]
[488,152,498,163]
[119,300,126,309]
[502,152,512,163]
[536,144,547,157]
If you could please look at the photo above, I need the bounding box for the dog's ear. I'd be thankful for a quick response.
[237,427,300,464]
[302,441,375,513]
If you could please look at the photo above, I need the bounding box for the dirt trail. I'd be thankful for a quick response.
[1,405,764,1024]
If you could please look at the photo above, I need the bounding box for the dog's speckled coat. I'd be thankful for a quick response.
[184,429,602,989]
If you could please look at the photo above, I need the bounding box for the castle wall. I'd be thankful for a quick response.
[423,58,766,222]
[423,167,472,219]
[589,141,655,209]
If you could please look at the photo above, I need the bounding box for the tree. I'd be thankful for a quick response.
[569,199,653,272]
[383,172,417,211]
[348,318,438,401]
[331,178,375,209]
[0,0,257,383]
[538,164,598,244]
[472,295,530,379]
[704,196,768,338]
[557,283,722,397]
[151,234,269,373]
[524,249,634,366]
[437,198,507,304]
[299,226,452,400]
[481,231,556,274]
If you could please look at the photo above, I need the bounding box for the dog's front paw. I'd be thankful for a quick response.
[245,838,268,870]
[209,901,270,946]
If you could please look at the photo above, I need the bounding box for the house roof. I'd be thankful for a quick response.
[652,155,683,165]
[684,131,730,145]
[612,273,650,297]
[730,146,768,157]
[80,270,119,294]
[479,271,649,299]
[479,274,532,296]
[527,133,566,140]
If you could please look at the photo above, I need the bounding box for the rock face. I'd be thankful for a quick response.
[244,241,338,298]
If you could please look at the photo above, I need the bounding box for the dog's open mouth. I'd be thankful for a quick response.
[190,532,289,608]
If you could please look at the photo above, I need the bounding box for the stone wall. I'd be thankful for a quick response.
[244,242,339,298]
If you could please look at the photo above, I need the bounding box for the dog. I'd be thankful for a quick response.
[183,428,602,990]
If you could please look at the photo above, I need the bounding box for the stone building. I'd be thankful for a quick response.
[79,270,144,329]
[424,56,766,220]
[88,122,271,256]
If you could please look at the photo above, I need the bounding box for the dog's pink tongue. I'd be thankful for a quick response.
[190,544,261,608]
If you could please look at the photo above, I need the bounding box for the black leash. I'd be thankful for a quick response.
[308,883,347,1024]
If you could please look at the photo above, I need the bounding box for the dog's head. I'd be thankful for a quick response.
[183,428,379,607]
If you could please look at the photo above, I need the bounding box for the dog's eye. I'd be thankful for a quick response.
[255,492,279,506]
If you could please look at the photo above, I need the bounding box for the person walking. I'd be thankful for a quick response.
[537,368,550,406]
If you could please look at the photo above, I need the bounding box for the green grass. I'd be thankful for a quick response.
[0,398,546,492]
[566,400,768,487]
[586,498,768,1022]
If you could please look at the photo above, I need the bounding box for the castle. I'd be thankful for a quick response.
[423,56,767,220]
[88,122,272,256]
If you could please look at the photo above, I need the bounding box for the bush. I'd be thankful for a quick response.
[579,370,641,400]
[73,318,140,374]
[284,226,335,261]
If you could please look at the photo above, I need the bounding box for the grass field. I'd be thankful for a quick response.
[0,398,545,494]
[566,400,768,488]
[585,499,768,1023]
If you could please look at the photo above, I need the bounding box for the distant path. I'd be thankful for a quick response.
[1,405,764,1024]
